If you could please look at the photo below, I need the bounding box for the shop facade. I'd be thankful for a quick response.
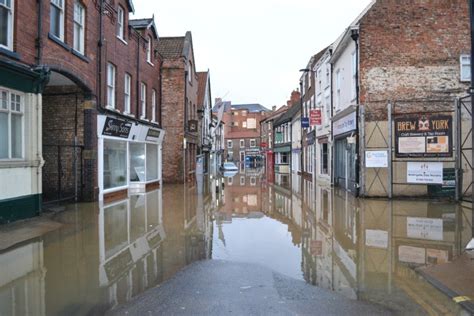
[332,108,358,195]
[98,115,164,202]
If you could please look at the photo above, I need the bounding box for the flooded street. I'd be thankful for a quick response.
[0,168,472,315]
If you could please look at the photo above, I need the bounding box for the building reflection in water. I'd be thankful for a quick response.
[0,179,215,315]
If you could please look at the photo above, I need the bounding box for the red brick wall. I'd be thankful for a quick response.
[359,0,470,119]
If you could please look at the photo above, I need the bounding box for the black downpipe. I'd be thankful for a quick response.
[329,49,334,186]
[36,0,43,64]
[159,60,163,127]
[184,69,188,180]
[97,0,104,111]
[136,35,141,118]
[469,0,474,238]
[351,29,360,196]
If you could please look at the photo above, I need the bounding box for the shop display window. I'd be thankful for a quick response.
[104,139,127,190]
[146,144,158,181]
[130,143,146,182]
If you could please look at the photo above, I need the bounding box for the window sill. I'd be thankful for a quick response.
[123,112,135,118]
[72,49,90,63]
[48,33,70,52]
[105,105,119,112]
[0,47,21,60]
[117,36,128,45]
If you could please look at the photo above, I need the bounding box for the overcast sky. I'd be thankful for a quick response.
[135,0,373,109]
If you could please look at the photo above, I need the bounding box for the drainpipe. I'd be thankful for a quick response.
[469,0,474,244]
[351,28,360,196]
[159,59,163,127]
[184,68,188,181]
[136,35,141,118]
[330,49,334,186]
[97,0,104,110]
[35,0,43,65]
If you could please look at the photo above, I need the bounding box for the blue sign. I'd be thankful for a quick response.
[301,117,310,128]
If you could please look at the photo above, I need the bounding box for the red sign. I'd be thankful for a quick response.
[310,109,322,126]
[260,142,267,148]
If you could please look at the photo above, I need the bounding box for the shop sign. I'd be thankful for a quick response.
[407,162,443,184]
[301,117,310,128]
[310,109,322,126]
[306,130,315,145]
[333,111,356,136]
[395,114,452,158]
[102,117,132,138]
[365,151,388,168]
[310,240,323,256]
[407,217,443,241]
[365,229,388,249]
[398,245,425,264]
[146,129,161,142]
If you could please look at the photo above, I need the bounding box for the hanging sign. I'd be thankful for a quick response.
[407,162,443,184]
[395,114,452,158]
[365,151,388,168]
[102,117,132,138]
[301,117,310,128]
[310,109,322,126]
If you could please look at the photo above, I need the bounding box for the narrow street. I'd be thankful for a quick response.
[1,167,472,315]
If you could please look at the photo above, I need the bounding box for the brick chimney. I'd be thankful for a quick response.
[290,90,300,106]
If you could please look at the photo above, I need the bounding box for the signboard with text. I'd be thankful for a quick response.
[365,151,388,168]
[407,162,443,184]
[333,111,357,136]
[301,117,310,128]
[407,217,443,241]
[395,114,452,158]
[102,117,132,138]
[310,109,322,126]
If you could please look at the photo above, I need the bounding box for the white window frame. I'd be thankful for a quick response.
[227,140,233,148]
[250,139,256,147]
[0,0,14,50]
[188,62,192,83]
[117,6,124,40]
[147,35,153,64]
[0,88,24,160]
[460,54,471,82]
[240,139,245,148]
[140,82,146,119]
[50,0,65,41]
[106,63,116,109]
[124,73,131,114]
[335,69,341,111]
[351,51,357,101]
[73,1,85,54]
[151,89,156,122]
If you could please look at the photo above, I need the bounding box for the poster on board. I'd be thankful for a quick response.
[395,114,452,158]
[407,162,443,184]
[365,151,388,168]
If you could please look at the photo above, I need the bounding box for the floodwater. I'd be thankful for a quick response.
[0,167,472,315]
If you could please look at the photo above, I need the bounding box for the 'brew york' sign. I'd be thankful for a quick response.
[395,114,452,158]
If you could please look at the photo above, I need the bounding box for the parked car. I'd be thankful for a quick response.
[221,162,238,171]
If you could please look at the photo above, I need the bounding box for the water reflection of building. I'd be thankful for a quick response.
[0,241,46,316]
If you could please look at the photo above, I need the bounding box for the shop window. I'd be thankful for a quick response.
[146,144,158,181]
[130,142,145,182]
[0,89,23,159]
[103,139,127,190]
[50,0,64,40]
[0,0,14,50]
[73,1,85,54]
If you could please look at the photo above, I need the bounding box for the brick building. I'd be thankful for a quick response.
[334,0,471,197]
[0,0,165,222]
[219,103,269,166]
[158,32,199,183]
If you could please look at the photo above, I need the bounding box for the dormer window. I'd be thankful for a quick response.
[147,35,152,63]
[117,6,124,39]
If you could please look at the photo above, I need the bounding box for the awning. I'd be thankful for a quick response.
[273,146,291,153]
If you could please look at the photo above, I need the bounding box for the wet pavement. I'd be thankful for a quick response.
[0,167,473,315]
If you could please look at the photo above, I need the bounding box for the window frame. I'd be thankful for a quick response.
[0,0,14,50]
[240,139,245,148]
[140,82,147,119]
[124,73,131,114]
[147,35,153,64]
[73,1,85,54]
[0,88,25,161]
[227,140,233,149]
[50,0,65,41]
[460,54,471,82]
[151,89,156,122]
[106,63,116,109]
[250,139,256,147]
[116,6,124,40]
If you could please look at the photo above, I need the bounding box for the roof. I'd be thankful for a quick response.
[274,103,301,127]
[261,106,288,123]
[197,71,209,108]
[125,0,135,13]
[129,17,158,39]
[157,37,185,58]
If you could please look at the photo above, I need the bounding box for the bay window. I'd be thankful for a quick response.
[50,0,64,40]
[0,89,23,160]
[0,0,13,50]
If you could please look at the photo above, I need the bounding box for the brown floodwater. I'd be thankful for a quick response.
[0,168,472,315]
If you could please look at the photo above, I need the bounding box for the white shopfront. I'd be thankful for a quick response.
[98,115,165,201]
